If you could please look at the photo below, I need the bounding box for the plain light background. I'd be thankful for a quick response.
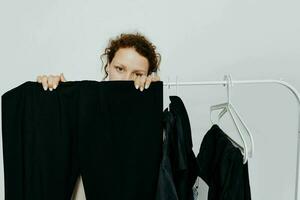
[0,0,300,199]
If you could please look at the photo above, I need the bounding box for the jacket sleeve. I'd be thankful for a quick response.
[1,82,26,199]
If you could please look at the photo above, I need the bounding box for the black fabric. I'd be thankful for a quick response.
[196,124,251,200]
[1,80,163,200]
[156,95,198,200]
[169,96,198,200]
[155,109,179,200]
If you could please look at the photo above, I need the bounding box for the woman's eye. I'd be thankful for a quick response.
[115,66,124,72]
[136,73,143,76]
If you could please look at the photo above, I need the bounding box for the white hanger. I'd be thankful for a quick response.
[166,76,171,111]
[210,75,254,164]
[224,75,254,159]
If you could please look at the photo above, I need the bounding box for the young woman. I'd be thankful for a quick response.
[36,32,161,91]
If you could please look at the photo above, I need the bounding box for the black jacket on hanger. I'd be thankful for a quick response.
[196,124,252,200]
[155,109,179,200]
[156,96,198,200]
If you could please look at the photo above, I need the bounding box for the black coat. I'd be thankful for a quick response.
[156,96,198,200]
[196,124,252,200]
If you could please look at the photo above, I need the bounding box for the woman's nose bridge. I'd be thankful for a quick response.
[127,72,135,80]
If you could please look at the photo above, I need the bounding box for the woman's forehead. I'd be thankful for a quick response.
[113,48,149,71]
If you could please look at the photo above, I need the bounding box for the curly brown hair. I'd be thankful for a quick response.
[100,32,161,80]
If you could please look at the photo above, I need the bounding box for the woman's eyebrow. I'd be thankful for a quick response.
[116,63,127,68]
[117,63,145,73]
[135,70,146,73]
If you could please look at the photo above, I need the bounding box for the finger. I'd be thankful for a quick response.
[139,75,147,91]
[145,75,152,89]
[134,75,140,90]
[60,73,66,82]
[152,73,160,82]
[37,75,42,83]
[53,76,60,89]
[131,73,137,81]
[41,75,48,91]
[48,75,54,91]
[156,74,160,81]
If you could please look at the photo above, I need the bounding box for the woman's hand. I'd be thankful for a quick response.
[36,73,66,91]
[134,72,160,92]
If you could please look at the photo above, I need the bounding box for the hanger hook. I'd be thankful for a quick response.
[167,76,171,89]
[165,76,171,110]
[175,76,178,96]
[229,75,233,100]
[223,74,233,103]
[223,75,230,103]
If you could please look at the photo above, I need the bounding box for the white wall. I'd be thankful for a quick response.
[0,0,299,199]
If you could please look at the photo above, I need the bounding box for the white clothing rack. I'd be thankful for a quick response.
[163,78,300,200]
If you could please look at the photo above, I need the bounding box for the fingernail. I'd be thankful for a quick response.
[53,84,57,89]
[49,88,53,91]
[140,87,144,92]
[135,84,139,89]
[145,84,149,89]
[43,86,47,91]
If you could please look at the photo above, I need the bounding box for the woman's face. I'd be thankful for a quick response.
[107,47,149,80]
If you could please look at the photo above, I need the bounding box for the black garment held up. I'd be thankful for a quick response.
[1,80,163,200]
